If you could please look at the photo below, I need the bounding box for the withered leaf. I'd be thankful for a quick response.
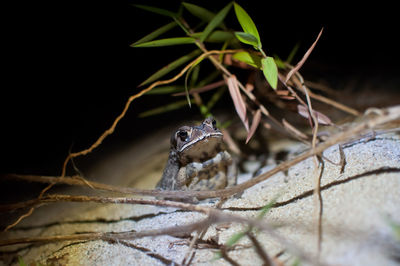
[226,75,249,131]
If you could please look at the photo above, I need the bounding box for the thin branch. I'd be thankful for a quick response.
[0,199,329,265]
[314,159,325,257]
[247,231,273,266]
[60,49,241,178]
[5,105,400,203]
[4,208,34,232]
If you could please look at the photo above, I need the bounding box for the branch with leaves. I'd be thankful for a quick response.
[2,2,387,264]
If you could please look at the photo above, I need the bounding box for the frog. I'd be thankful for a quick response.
[156,117,237,191]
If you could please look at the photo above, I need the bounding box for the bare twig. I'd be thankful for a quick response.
[247,231,273,266]
[0,197,329,265]
[5,105,400,203]
[314,159,324,258]
[4,208,34,232]
[60,49,241,178]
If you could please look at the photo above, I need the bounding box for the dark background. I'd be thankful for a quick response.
[2,0,398,175]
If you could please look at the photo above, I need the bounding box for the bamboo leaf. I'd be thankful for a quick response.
[261,57,278,89]
[246,109,261,143]
[133,4,177,18]
[132,37,196,47]
[273,54,286,69]
[234,32,259,47]
[286,42,301,64]
[139,49,201,86]
[200,2,232,42]
[206,86,226,111]
[285,28,323,83]
[182,2,215,21]
[131,22,177,46]
[145,85,184,95]
[191,30,234,43]
[138,100,188,117]
[297,105,333,125]
[226,75,248,131]
[183,56,206,107]
[232,51,262,68]
[233,3,261,48]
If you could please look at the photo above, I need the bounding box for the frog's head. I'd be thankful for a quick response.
[171,117,223,163]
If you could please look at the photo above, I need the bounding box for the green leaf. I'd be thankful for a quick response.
[139,49,201,86]
[200,2,232,42]
[190,64,200,87]
[133,4,176,18]
[286,42,301,64]
[132,37,196,47]
[191,30,234,43]
[273,54,286,69]
[234,32,259,47]
[131,22,177,46]
[233,3,261,48]
[262,57,278,89]
[206,86,226,111]
[145,85,184,95]
[197,70,220,87]
[138,100,189,117]
[183,54,207,107]
[182,2,215,21]
[232,51,262,68]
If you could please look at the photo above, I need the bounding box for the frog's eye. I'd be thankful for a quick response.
[211,119,217,129]
[177,130,188,141]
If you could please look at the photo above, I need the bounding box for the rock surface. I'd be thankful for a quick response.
[1,131,399,265]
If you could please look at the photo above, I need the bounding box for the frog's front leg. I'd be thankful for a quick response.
[185,151,235,190]
[185,151,231,177]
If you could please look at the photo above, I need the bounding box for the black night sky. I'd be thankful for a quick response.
[2,0,398,175]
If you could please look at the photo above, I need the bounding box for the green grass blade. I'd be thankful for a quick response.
[131,22,177,46]
[233,3,261,48]
[139,49,201,86]
[232,51,262,68]
[234,32,259,47]
[18,257,27,266]
[225,231,246,247]
[132,37,196,47]
[133,4,176,18]
[182,2,215,21]
[224,194,280,249]
[200,2,232,42]
[262,57,278,89]
[138,100,188,117]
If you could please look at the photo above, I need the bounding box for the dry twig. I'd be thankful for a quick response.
[4,105,400,205]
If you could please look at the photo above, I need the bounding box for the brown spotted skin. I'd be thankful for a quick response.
[156,117,236,191]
